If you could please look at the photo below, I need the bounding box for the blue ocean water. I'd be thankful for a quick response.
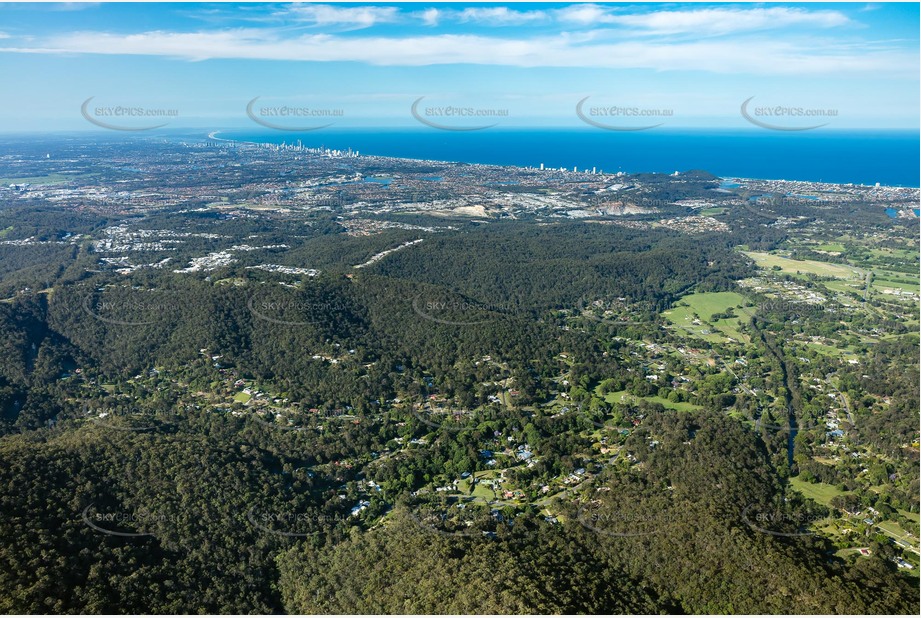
[216,128,920,187]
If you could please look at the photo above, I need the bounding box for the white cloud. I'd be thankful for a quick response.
[554,4,613,27]
[47,3,101,11]
[418,8,440,27]
[276,4,399,29]
[2,28,912,77]
[456,7,548,25]
[411,6,549,27]
[556,5,851,35]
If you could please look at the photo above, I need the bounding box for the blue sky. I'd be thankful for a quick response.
[0,2,918,130]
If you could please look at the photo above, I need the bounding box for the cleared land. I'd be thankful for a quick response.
[0,173,75,185]
[602,389,701,412]
[662,291,755,343]
[788,477,847,506]
[744,252,864,279]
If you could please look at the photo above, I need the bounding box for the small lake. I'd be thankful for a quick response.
[787,193,819,200]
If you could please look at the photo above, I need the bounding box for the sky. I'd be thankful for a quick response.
[0,1,918,131]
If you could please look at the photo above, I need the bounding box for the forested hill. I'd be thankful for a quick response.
[0,202,917,614]
[0,411,914,613]
[3,221,747,430]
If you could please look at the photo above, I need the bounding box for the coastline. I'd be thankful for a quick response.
[203,130,921,193]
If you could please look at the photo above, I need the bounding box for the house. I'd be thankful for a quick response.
[350,500,371,516]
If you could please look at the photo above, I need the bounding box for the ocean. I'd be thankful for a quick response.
[214,128,920,187]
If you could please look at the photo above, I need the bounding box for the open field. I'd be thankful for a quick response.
[873,279,920,294]
[602,389,702,412]
[805,342,858,361]
[867,247,918,262]
[747,250,918,299]
[744,252,865,279]
[0,173,75,185]
[900,511,920,525]
[788,477,847,506]
[662,291,754,343]
[878,520,917,541]
[820,279,867,295]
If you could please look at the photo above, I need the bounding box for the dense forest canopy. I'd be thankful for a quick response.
[1,138,918,614]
